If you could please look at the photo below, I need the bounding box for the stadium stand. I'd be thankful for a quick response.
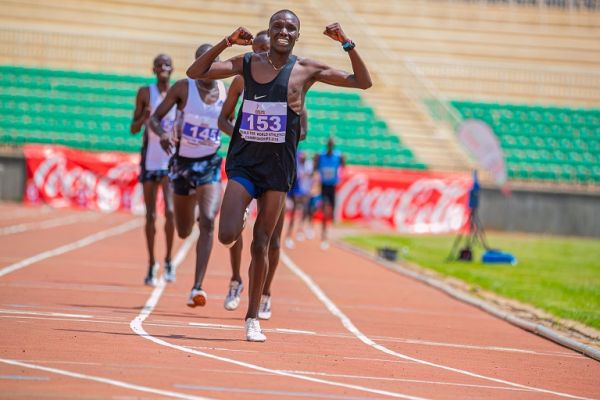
[452,100,600,183]
[0,0,598,181]
[0,65,425,169]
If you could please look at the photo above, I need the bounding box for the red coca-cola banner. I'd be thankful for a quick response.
[24,145,472,233]
[24,144,148,214]
[336,166,471,233]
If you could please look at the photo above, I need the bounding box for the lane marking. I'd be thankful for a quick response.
[0,207,51,220]
[187,322,580,358]
[186,346,260,354]
[130,232,429,400]
[0,281,153,294]
[188,322,317,335]
[371,336,583,358]
[183,368,533,393]
[174,384,377,400]
[0,234,215,399]
[275,328,317,335]
[188,322,241,329]
[0,358,210,400]
[0,374,50,381]
[281,252,592,400]
[0,213,98,236]
[0,219,143,278]
[0,309,93,319]
[2,307,577,360]
[14,360,101,366]
[279,370,533,392]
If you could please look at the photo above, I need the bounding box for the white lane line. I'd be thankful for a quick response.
[0,374,50,381]
[130,233,428,400]
[0,315,129,325]
[0,233,212,400]
[5,316,505,392]
[174,367,534,393]
[0,213,98,236]
[188,322,241,329]
[174,384,377,400]
[279,370,534,393]
[0,219,143,278]
[0,207,51,220]
[0,281,152,294]
[188,322,317,336]
[186,322,579,358]
[281,252,592,400]
[186,346,260,354]
[0,309,93,318]
[14,360,102,366]
[4,306,573,360]
[274,328,316,335]
[0,358,210,400]
[372,336,583,358]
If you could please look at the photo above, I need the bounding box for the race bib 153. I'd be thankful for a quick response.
[239,100,287,143]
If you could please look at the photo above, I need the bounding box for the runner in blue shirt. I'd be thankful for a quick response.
[315,137,345,249]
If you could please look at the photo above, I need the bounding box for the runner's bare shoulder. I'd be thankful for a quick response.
[296,56,328,73]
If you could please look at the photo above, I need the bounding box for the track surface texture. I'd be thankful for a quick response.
[0,204,598,400]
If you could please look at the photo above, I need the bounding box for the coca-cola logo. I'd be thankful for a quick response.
[33,155,98,203]
[28,150,142,213]
[336,173,469,234]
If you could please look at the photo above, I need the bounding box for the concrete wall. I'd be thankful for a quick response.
[480,186,600,238]
[0,150,25,202]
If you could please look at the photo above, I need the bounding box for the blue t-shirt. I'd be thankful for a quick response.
[318,151,343,186]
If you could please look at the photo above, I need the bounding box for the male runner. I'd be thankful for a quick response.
[284,150,312,249]
[130,54,176,286]
[218,30,307,320]
[188,10,371,341]
[315,137,345,250]
[150,44,232,308]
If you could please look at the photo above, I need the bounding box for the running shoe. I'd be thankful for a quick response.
[164,260,176,283]
[144,262,159,287]
[258,294,272,320]
[320,241,330,250]
[224,280,244,311]
[186,288,207,308]
[144,275,157,287]
[296,231,306,241]
[245,318,266,342]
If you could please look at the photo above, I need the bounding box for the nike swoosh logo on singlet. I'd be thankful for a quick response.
[254,94,267,100]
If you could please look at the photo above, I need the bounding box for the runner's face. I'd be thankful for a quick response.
[269,14,299,53]
[252,36,270,53]
[153,57,173,80]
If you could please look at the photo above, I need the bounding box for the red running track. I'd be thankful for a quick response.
[0,203,598,399]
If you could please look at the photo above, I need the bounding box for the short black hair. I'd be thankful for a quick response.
[269,9,300,29]
[195,44,212,59]
[256,30,269,39]
[153,54,171,65]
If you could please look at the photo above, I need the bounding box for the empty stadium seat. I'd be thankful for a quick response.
[0,65,426,170]
[452,100,600,184]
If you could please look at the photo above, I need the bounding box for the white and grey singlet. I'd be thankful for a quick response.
[176,79,226,159]
[143,84,176,171]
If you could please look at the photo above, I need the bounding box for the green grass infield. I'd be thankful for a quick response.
[343,232,600,330]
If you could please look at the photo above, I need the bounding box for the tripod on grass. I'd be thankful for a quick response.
[447,170,490,261]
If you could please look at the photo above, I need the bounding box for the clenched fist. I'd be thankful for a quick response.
[227,27,254,46]
[323,23,348,43]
